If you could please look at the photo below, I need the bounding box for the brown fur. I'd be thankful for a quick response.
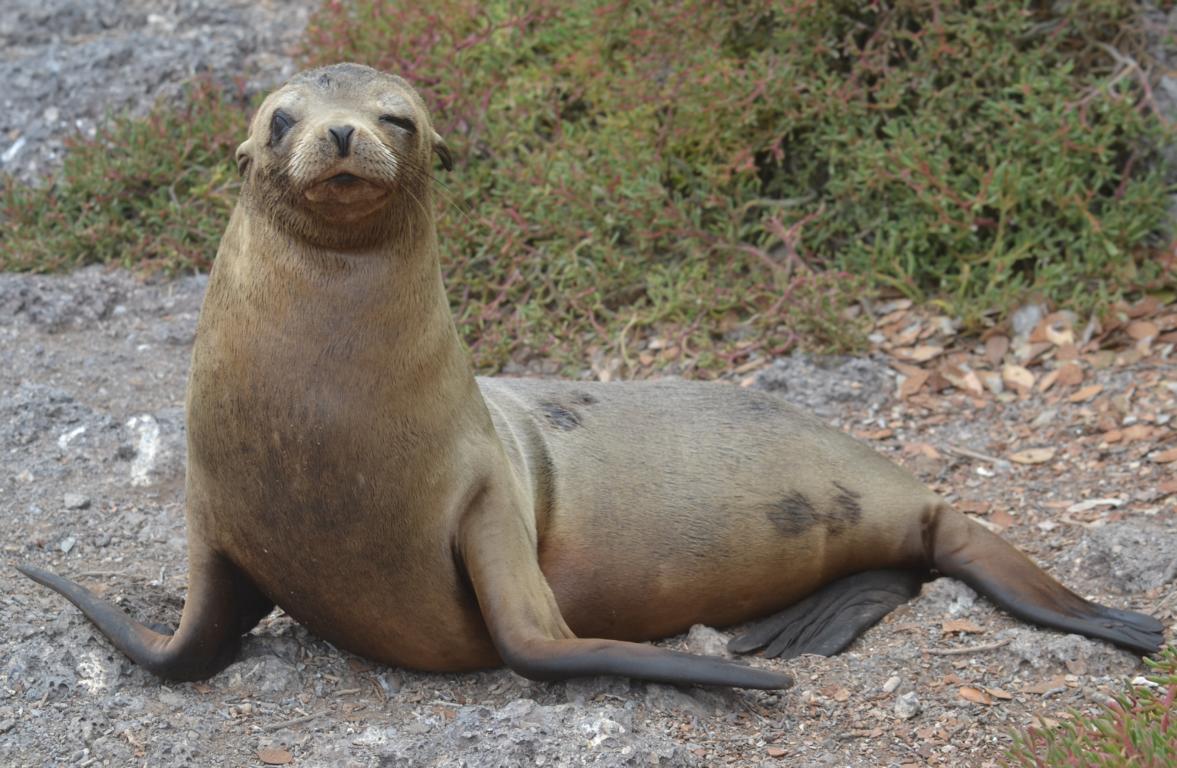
[17,64,1163,689]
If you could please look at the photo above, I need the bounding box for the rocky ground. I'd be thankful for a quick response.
[1,1,1175,767]
[0,0,315,184]
[0,269,1173,768]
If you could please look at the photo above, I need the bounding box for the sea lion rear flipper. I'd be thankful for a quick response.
[459,501,793,689]
[727,569,926,659]
[16,541,273,681]
[929,507,1164,655]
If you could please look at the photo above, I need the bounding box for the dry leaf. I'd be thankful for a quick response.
[1042,313,1075,346]
[1126,320,1158,340]
[1055,363,1083,387]
[1069,384,1103,403]
[1151,447,1177,464]
[258,747,294,765]
[1002,364,1035,391]
[941,619,984,634]
[1036,369,1059,393]
[1016,341,1053,365]
[1122,424,1153,442]
[1158,479,1177,496]
[898,369,929,399]
[894,344,944,363]
[1125,296,1162,317]
[1009,447,1056,464]
[903,442,943,460]
[959,686,993,705]
[942,363,983,396]
[890,361,925,377]
[1021,674,1068,695]
[985,687,1014,700]
[766,747,787,758]
[979,370,1004,395]
[990,509,1016,529]
[984,334,1010,365]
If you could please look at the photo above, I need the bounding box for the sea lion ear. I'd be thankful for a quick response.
[235,139,253,177]
[431,130,453,172]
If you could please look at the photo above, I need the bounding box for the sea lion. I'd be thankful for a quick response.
[18,64,1164,690]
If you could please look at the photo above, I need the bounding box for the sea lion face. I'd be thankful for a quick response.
[235,63,452,246]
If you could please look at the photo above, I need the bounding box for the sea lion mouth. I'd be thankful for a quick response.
[303,171,390,206]
[326,172,363,184]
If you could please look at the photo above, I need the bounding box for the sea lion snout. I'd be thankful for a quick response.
[328,124,355,156]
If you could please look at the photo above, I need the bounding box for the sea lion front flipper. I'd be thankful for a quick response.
[929,507,1164,655]
[16,540,273,681]
[727,569,926,659]
[459,500,793,689]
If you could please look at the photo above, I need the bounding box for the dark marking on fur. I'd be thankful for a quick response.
[540,402,581,431]
[742,394,787,418]
[829,481,863,534]
[572,392,597,406]
[766,492,818,536]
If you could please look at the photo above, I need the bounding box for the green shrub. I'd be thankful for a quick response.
[301,0,1172,366]
[2,1,1171,372]
[1,79,248,274]
[1006,645,1177,768]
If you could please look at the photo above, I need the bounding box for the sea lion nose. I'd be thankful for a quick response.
[328,125,355,157]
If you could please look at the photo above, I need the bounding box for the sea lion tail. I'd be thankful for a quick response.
[927,506,1164,655]
[16,547,271,680]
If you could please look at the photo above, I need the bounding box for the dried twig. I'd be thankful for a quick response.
[925,638,1013,656]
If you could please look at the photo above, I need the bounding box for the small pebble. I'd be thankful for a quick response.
[63,493,91,510]
[882,675,901,694]
[59,536,76,554]
[894,691,921,720]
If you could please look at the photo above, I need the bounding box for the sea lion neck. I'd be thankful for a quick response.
[204,201,468,394]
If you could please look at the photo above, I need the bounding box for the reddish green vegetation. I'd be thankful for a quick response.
[2,1,1173,373]
[1006,646,1177,768]
[301,0,1171,369]
[2,80,250,274]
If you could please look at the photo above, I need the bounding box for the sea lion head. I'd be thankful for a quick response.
[234,63,452,249]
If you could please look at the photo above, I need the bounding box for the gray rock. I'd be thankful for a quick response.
[894,691,921,719]
[224,655,302,696]
[1010,304,1046,340]
[1062,522,1177,594]
[62,493,90,510]
[753,353,893,418]
[684,624,731,658]
[1006,629,1120,675]
[918,578,978,617]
